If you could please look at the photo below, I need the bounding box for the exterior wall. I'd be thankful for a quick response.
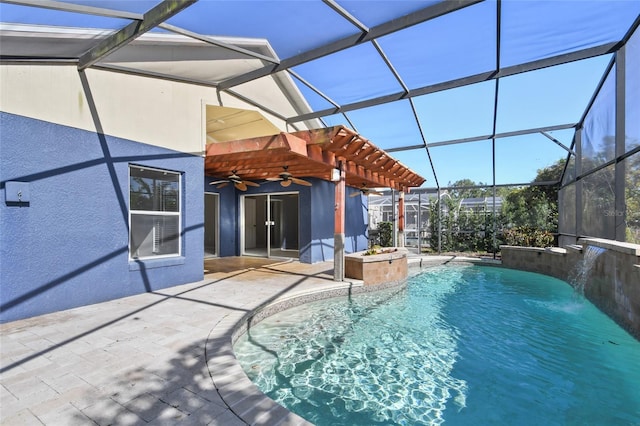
[211,183,238,258]
[0,64,373,323]
[501,239,640,340]
[307,180,334,263]
[206,180,369,264]
[345,187,369,253]
[307,182,368,263]
[0,65,296,155]
[1,113,204,323]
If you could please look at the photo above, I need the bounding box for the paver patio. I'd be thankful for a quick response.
[1,258,360,425]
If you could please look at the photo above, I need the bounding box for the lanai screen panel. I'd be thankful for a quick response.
[624,155,640,244]
[582,67,617,174]
[164,0,358,59]
[376,1,496,89]
[339,1,441,27]
[413,81,495,143]
[386,149,438,186]
[430,140,494,186]
[345,100,423,150]
[0,2,133,29]
[291,42,405,106]
[494,134,566,185]
[627,29,640,152]
[1,0,639,194]
[495,57,612,134]
[625,28,640,243]
[500,0,640,67]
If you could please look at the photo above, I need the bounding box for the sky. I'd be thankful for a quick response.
[1,0,636,188]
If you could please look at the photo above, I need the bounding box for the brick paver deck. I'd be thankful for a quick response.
[1,258,360,425]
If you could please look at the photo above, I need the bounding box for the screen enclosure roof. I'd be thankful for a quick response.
[1,0,639,189]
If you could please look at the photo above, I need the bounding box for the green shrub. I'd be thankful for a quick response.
[503,227,554,247]
[377,221,393,247]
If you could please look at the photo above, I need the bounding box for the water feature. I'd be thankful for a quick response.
[569,245,607,295]
[235,265,640,425]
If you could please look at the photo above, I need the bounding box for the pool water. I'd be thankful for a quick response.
[234,265,640,425]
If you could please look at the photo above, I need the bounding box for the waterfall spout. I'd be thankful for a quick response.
[569,245,606,295]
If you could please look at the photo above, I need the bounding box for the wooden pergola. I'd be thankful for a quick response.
[205,125,426,281]
[205,125,425,192]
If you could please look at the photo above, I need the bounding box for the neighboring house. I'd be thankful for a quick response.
[0,26,423,322]
[368,191,502,247]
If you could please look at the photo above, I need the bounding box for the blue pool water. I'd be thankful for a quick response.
[234,266,640,425]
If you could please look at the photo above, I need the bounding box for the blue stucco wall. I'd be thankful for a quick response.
[307,180,335,262]
[345,187,369,253]
[307,180,369,263]
[0,113,204,323]
[205,180,238,257]
[205,179,368,264]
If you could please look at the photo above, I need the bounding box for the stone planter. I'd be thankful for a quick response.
[345,247,408,286]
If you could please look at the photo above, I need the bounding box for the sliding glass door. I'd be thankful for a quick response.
[242,193,299,259]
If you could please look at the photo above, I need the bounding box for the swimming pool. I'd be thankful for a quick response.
[234,265,640,425]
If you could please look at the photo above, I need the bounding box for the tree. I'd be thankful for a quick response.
[532,158,565,203]
[447,179,489,199]
[501,159,564,233]
[427,159,565,251]
[502,188,556,231]
[625,153,640,243]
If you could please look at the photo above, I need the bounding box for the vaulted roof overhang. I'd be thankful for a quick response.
[205,125,425,191]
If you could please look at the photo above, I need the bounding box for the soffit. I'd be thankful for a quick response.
[206,106,281,143]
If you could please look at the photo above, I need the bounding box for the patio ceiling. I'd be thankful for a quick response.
[205,125,426,191]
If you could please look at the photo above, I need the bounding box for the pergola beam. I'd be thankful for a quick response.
[78,0,197,71]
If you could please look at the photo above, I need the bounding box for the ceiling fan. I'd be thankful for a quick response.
[267,166,312,187]
[350,184,384,197]
[209,170,260,191]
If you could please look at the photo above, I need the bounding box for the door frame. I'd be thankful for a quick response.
[204,192,219,258]
[240,191,299,259]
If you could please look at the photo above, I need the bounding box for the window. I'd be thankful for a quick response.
[129,166,181,259]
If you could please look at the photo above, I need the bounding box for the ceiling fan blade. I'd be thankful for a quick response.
[243,180,260,187]
[280,179,292,187]
[266,177,282,182]
[350,191,362,197]
[235,181,248,191]
[210,180,228,185]
[291,177,312,186]
[216,182,230,189]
